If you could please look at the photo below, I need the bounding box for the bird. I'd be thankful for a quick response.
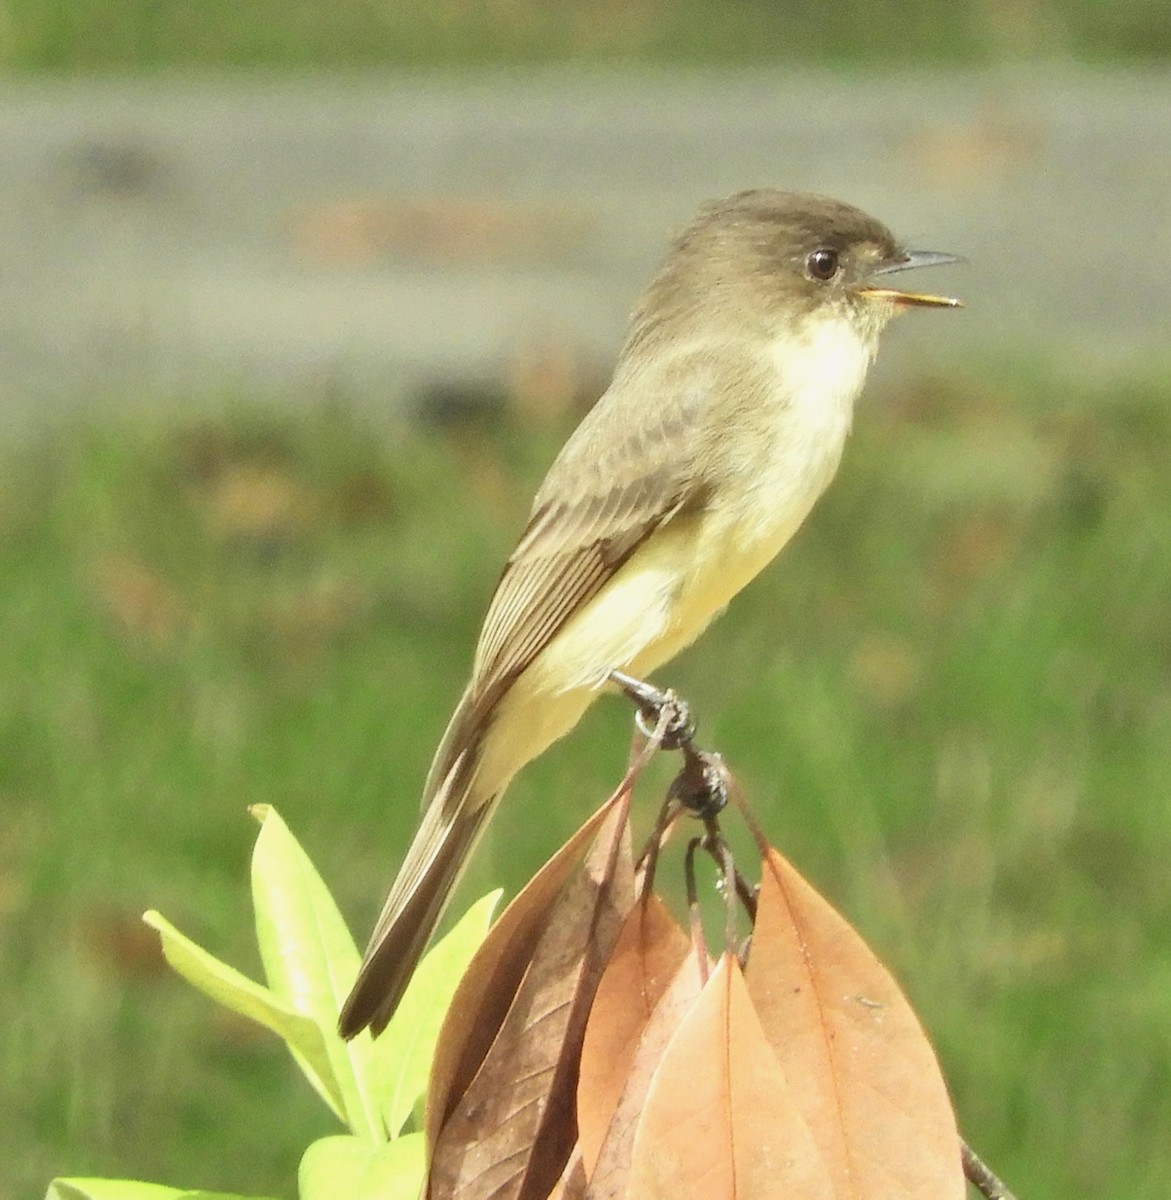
[338,188,961,1038]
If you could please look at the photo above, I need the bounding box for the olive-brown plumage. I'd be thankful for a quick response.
[338,189,960,1038]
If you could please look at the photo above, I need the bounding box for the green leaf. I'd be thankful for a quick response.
[250,805,361,1019]
[46,1180,279,1200]
[375,890,502,1137]
[142,909,345,1121]
[47,1184,184,1200]
[298,1135,425,1200]
[248,805,379,1138]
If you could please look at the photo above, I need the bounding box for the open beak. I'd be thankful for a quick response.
[858,249,963,309]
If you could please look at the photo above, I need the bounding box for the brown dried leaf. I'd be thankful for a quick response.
[585,950,705,1200]
[425,796,622,1154]
[428,803,635,1200]
[745,847,964,1199]
[546,1145,587,1200]
[575,894,689,1175]
[624,954,835,1200]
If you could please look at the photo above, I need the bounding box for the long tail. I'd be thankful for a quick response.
[339,672,595,1037]
[338,705,493,1039]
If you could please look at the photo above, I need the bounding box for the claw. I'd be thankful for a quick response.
[609,669,696,749]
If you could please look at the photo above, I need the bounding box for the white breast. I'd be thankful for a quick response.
[765,312,874,493]
[716,311,874,562]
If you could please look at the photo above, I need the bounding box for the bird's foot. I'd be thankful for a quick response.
[608,669,696,750]
[608,669,727,817]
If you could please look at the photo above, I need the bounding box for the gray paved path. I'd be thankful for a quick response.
[0,67,1168,427]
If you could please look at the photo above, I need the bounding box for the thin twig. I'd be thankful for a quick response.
[635,796,680,903]
[962,1140,1019,1200]
[682,835,711,985]
[732,865,758,922]
[704,820,739,955]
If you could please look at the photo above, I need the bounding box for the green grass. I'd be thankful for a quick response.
[3,367,1170,1199]
[0,0,1168,71]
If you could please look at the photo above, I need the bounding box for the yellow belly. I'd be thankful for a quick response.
[473,498,810,799]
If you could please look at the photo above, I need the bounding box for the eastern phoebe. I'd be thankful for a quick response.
[339,189,960,1038]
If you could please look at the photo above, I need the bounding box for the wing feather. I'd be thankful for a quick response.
[471,488,681,694]
[467,378,712,715]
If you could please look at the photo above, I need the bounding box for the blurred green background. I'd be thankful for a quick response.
[0,0,1170,69]
[2,4,1170,1200]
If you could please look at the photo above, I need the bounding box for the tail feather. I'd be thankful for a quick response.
[338,749,494,1039]
[339,675,579,1038]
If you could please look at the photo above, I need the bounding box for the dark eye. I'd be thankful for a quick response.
[805,247,840,282]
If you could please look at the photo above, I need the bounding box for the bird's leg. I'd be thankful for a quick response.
[608,669,727,817]
[613,670,759,964]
